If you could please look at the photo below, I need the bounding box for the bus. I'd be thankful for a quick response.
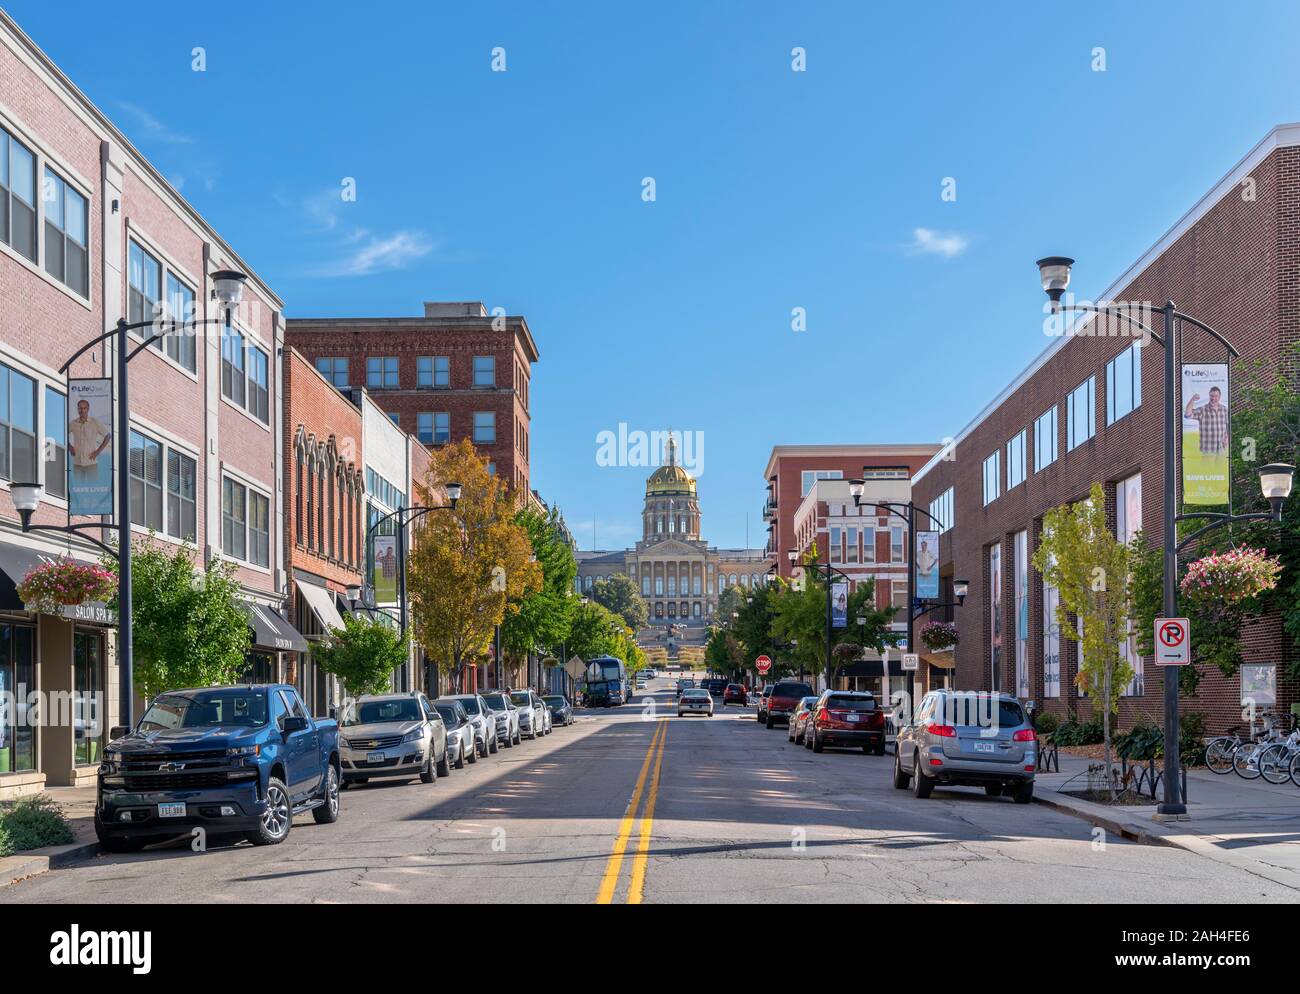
[584,655,629,707]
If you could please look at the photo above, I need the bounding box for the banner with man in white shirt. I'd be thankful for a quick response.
[67,378,112,516]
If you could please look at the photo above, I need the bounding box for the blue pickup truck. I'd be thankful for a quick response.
[95,683,341,852]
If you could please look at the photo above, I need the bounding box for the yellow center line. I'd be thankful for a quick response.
[595,719,665,904]
[627,719,667,904]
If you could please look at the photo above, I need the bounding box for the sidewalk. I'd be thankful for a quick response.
[0,786,99,888]
[1035,752,1300,891]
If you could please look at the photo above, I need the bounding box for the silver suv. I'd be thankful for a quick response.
[893,690,1036,803]
[439,694,497,757]
[339,692,449,786]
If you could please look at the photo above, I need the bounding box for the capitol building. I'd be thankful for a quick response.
[575,434,767,629]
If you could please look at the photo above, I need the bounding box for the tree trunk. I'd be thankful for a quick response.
[1103,665,1114,801]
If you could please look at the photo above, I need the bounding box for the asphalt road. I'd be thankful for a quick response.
[4,677,1295,903]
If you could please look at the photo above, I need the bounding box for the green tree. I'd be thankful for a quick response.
[705,626,743,676]
[108,541,251,700]
[312,614,409,696]
[716,584,748,625]
[590,572,648,630]
[566,600,628,664]
[1032,482,1132,794]
[501,505,578,664]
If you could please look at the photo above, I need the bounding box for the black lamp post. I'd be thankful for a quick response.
[13,270,248,730]
[787,548,853,689]
[1035,256,1295,817]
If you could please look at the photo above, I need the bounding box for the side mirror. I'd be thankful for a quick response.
[283,715,309,734]
[109,725,130,741]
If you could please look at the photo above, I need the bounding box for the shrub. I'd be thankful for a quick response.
[1034,711,1060,735]
[0,795,74,856]
[1114,718,1162,761]
[1053,716,1104,746]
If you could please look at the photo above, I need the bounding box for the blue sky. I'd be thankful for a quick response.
[10,1,1300,549]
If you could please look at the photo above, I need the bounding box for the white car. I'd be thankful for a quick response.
[438,694,497,757]
[509,689,547,740]
[677,689,714,717]
[433,699,477,769]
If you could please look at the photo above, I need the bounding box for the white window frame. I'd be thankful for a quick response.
[1066,376,1096,451]
[982,451,1000,505]
[1106,342,1143,425]
[1033,406,1058,472]
[1006,429,1026,490]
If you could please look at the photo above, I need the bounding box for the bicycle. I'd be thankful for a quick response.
[1204,724,1248,775]
[1255,726,1300,785]
[1231,712,1289,780]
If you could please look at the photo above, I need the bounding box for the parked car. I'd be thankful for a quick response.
[765,681,815,728]
[787,696,820,744]
[543,695,573,726]
[675,678,696,697]
[723,684,748,707]
[756,684,775,723]
[481,691,521,747]
[510,689,547,740]
[340,692,450,787]
[439,694,497,757]
[806,691,886,754]
[539,698,553,735]
[677,689,714,717]
[96,684,340,852]
[701,678,728,699]
[893,690,1037,803]
[434,700,477,768]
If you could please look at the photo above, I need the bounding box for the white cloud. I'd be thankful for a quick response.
[318,229,435,277]
[114,102,196,145]
[907,227,969,259]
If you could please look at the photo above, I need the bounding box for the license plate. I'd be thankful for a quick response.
[847,714,861,723]
[158,802,186,818]
[973,741,996,754]
[368,751,385,764]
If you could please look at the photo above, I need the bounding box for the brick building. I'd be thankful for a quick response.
[762,444,942,580]
[0,11,301,798]
[285,301,538,494]
[909,123,1300,735]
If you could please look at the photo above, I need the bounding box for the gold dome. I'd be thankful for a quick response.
[645,433,696,495]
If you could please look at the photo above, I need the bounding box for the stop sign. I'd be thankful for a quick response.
[755,655,772,675]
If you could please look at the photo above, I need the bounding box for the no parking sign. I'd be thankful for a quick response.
[1155,617,1190,665]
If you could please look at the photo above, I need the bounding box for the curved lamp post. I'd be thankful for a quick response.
[1035,256,1294,816]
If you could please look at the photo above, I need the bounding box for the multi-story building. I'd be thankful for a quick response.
[0,11,301,798]
[762,444,942,581]
[285,301,539,494]
[909,123,1300,734]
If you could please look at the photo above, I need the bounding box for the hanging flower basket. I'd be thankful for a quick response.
[832,642,862,663]
[920,621,959,652]
[16,558,116,616]
[1180,547,1282,608]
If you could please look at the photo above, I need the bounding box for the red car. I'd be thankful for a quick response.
[723,684,748,706]
[806,691,886,754]
[765,681,815,728]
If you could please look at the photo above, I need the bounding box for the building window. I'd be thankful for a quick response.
[1033,406,1058,471]
[989,542,1003,692]
[163,273,197,371]
[388,412,400,427]
[830,526,842,563]
[473,356,496,388]
[982,450,1000,505]
[655,576,663,596]
[367,356,399,389]
[1066,376,1096,451]
[249,490,270,568]
[73,631,102,765]
[1106,342,1142,425]
[1116,472,1145,696]
[1013,530,1029,699]
[846,526,858,563]
[418,355,450,389]
[929,487,954,535]
[221,321,246,407]
[166,449,197,542]
[800,469,842,496]
[315,357,349,389]
[0,623,36,773]
[642,576,650,596]
[1042,558,1061,698]
[42,167,88,296]
[222,477,247,560]
[890,526,904,563]
[248,346,269,423]
[473,411,495,444]
[128,240,161,327]
[0,127,37,263]
[1006,430,1026,490]
[129,430,163,530]
[43,386,66,498]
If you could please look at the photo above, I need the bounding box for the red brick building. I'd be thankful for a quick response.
[762,444,942,580]
[0,11,299,797]
[285,302,538,494]
[909,124,1300,735]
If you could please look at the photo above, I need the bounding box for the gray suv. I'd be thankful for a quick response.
[893,690,1036,803]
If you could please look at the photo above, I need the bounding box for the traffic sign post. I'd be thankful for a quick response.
[1154,617,1190,666]
[755,655,772,675]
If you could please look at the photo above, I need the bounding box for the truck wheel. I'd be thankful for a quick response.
[437,748,452,778]
[421,753,437,784]
[313,765,340,824]
[95,815,146,853]
[249,777,292,845]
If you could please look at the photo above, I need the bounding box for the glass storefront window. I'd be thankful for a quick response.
[0,623,36,774]
[241,651,274,685]
[74,630,102,765]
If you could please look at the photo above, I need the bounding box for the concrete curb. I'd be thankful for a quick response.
[0,837,100,889]
[1031,792,1184,849]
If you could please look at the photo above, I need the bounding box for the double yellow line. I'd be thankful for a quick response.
[596,719,668,904]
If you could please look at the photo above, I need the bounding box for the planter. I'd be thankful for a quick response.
[15,558,116,618]
[1180,547,1281,607]
[919,621,959,653]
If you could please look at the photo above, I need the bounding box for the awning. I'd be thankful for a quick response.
[296,581,345,636]
[241,601,308,653]
[0,540,114,621]
[920,651,956,670]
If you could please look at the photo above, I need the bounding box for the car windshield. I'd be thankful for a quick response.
[139,689,268,730]
[457,697,481,715]
[341,698,423,726]
[434,705,461,725]
[510,692,531,707]
[481,694,507,709]
[825,694,877,712]
[544,697,565,707]
[773,683,813,698]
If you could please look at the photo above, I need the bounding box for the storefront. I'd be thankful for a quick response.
[293,577,348,717]
[239,598,308,706]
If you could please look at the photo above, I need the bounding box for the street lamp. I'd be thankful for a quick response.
[1036,256,1294,817]
[787,547,851,690]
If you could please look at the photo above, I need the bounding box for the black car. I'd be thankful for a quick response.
[543,695,573,726]
[701,678,729,699]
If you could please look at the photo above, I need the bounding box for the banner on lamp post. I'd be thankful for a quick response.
[66,378,113,516]
[915,530,940,600]
[831,580,848,628]
[1181,362,1229,505]
[372,535,399,604]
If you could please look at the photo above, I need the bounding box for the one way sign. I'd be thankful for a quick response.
[1154,617,1190,666]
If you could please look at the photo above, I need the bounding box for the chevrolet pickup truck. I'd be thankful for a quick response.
[95,684,341,852]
